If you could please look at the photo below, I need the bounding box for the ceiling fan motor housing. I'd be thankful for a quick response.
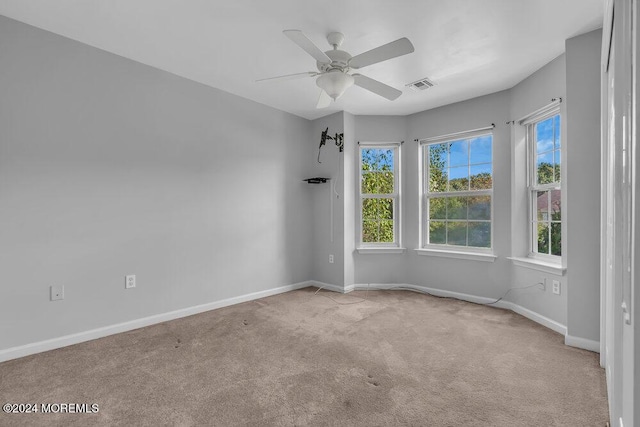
[317,49,352,72]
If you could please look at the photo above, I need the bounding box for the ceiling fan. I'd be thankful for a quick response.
[257,30,415,108]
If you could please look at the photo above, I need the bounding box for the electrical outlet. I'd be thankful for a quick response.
[50,285,64,301]
[329,254,334,264]
[552,280,560,295]
[125,274,136,289]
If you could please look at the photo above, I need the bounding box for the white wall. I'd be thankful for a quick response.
[0,16,313,351]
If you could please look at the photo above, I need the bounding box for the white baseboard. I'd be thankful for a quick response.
[565,334,600,353]
[505,301,567,336]
[352,283,512,307]
[0,281,313,363]
[310,280,350,294]
[349,282,570,342]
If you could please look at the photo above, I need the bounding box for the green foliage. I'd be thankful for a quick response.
[537,162,557,185]
[361,148,395,243]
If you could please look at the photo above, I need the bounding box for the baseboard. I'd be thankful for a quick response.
[564,334,600,353]
[0,281,313,363]
[352,283,512,307]
[505,301,567,336]
[310,280,350,294]
[350,282,570,340]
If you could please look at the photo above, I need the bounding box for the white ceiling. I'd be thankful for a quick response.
[0,0,603,120]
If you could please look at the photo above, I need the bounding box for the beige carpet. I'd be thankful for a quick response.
[0,288,608,426]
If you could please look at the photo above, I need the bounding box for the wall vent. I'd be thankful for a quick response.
[406,77,436,91]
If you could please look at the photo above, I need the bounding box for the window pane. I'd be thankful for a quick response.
[468,196,491,220]
[536,117,555,153]
[470,164,492,190]
[362,171,394,194]
[429,163,447,193]
[379,220,394,243]
[429,197,447,220]
[362,198,393,220]
[469,222,491,248]
[554,115,561,149]
[537,191,549,221]
[551,222,561,256]
[447,222,467,246]
[362,220,378,243]
[429,143,448,169]
[537,222,550,254]
[537,152,554,185]
[469,135,492,164]
[449,166,469,191]
[449,140,468,167]
[446,197,467,220]
[362,148,393,171]
[429,221,446,244]
[550,189,561,220]
[554,149,561,182]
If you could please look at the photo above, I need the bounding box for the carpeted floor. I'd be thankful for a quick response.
[0,287,608,426]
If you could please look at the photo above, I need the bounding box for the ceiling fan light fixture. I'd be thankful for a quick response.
[316,71,354,100]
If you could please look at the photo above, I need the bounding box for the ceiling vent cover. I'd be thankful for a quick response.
[407,77,435,91]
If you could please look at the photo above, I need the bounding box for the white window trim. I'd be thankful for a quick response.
[418,127,494,254]
[508,256,566,276]
[415,248,497,262]
[357,142,402,250]
[523,104,562,262]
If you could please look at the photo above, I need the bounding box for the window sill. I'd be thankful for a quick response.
[414,248,497,262]
[508,256,566,275]
[356,247,406,254]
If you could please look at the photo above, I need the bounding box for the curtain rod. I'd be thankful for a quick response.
[415,124,495,143]
[507,97,563,125]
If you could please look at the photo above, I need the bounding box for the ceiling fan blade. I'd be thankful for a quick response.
[353,74,402,100]
[316,90,331,109]
[349,37,415,69]
[255,71,317,83]
[283,30,332,64]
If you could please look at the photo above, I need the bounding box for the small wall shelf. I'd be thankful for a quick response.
[303,177,330,184]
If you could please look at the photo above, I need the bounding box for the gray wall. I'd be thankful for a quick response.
[307,112,345,286]
[1,15,603,354]
[404,92,512,297]
[352,115,408,285]
[509,54,568,325]
[0,16,312,350]
[565,29,603,342]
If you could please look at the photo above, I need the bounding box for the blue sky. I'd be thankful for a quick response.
[446,135,492,179]
[362,148,393,170]
[536,115,560,153]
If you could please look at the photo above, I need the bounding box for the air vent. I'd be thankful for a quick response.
[406,77,436,91]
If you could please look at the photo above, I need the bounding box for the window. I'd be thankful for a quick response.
[527,112,561,257]
[421,131,493,250]
[359,143,400,247]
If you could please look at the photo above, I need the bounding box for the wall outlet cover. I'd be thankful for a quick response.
[125,275,136,289]
[50,285,64,301]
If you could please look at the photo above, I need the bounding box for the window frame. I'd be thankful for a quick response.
[523,106,562,261]
[419,129,494,254]
[357,142,402,249]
